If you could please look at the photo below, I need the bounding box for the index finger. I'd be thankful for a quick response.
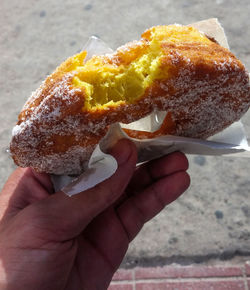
[24,139,137,241]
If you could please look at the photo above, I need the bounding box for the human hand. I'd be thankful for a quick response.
[0,139,190,290]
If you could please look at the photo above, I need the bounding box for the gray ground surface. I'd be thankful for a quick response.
[1,0,250,268]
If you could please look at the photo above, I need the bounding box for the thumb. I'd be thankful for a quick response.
[29,139,137,240]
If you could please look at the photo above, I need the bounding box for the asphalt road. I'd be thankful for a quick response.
[1,0,250,267]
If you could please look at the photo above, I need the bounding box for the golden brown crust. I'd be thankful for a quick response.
[10,25,250,175]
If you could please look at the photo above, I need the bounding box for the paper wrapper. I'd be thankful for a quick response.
[51,18,250,196]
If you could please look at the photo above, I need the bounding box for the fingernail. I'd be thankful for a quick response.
[110,139,133,165]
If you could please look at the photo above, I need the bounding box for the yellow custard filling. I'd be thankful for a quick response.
[69,25,211,111]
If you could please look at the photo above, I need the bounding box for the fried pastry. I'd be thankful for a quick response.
[10,25,250,174]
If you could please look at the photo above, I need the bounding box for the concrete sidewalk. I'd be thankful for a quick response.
[110,262,250,289]
[1,0,250,273]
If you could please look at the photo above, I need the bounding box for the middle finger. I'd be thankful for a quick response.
[127,151,189,193]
